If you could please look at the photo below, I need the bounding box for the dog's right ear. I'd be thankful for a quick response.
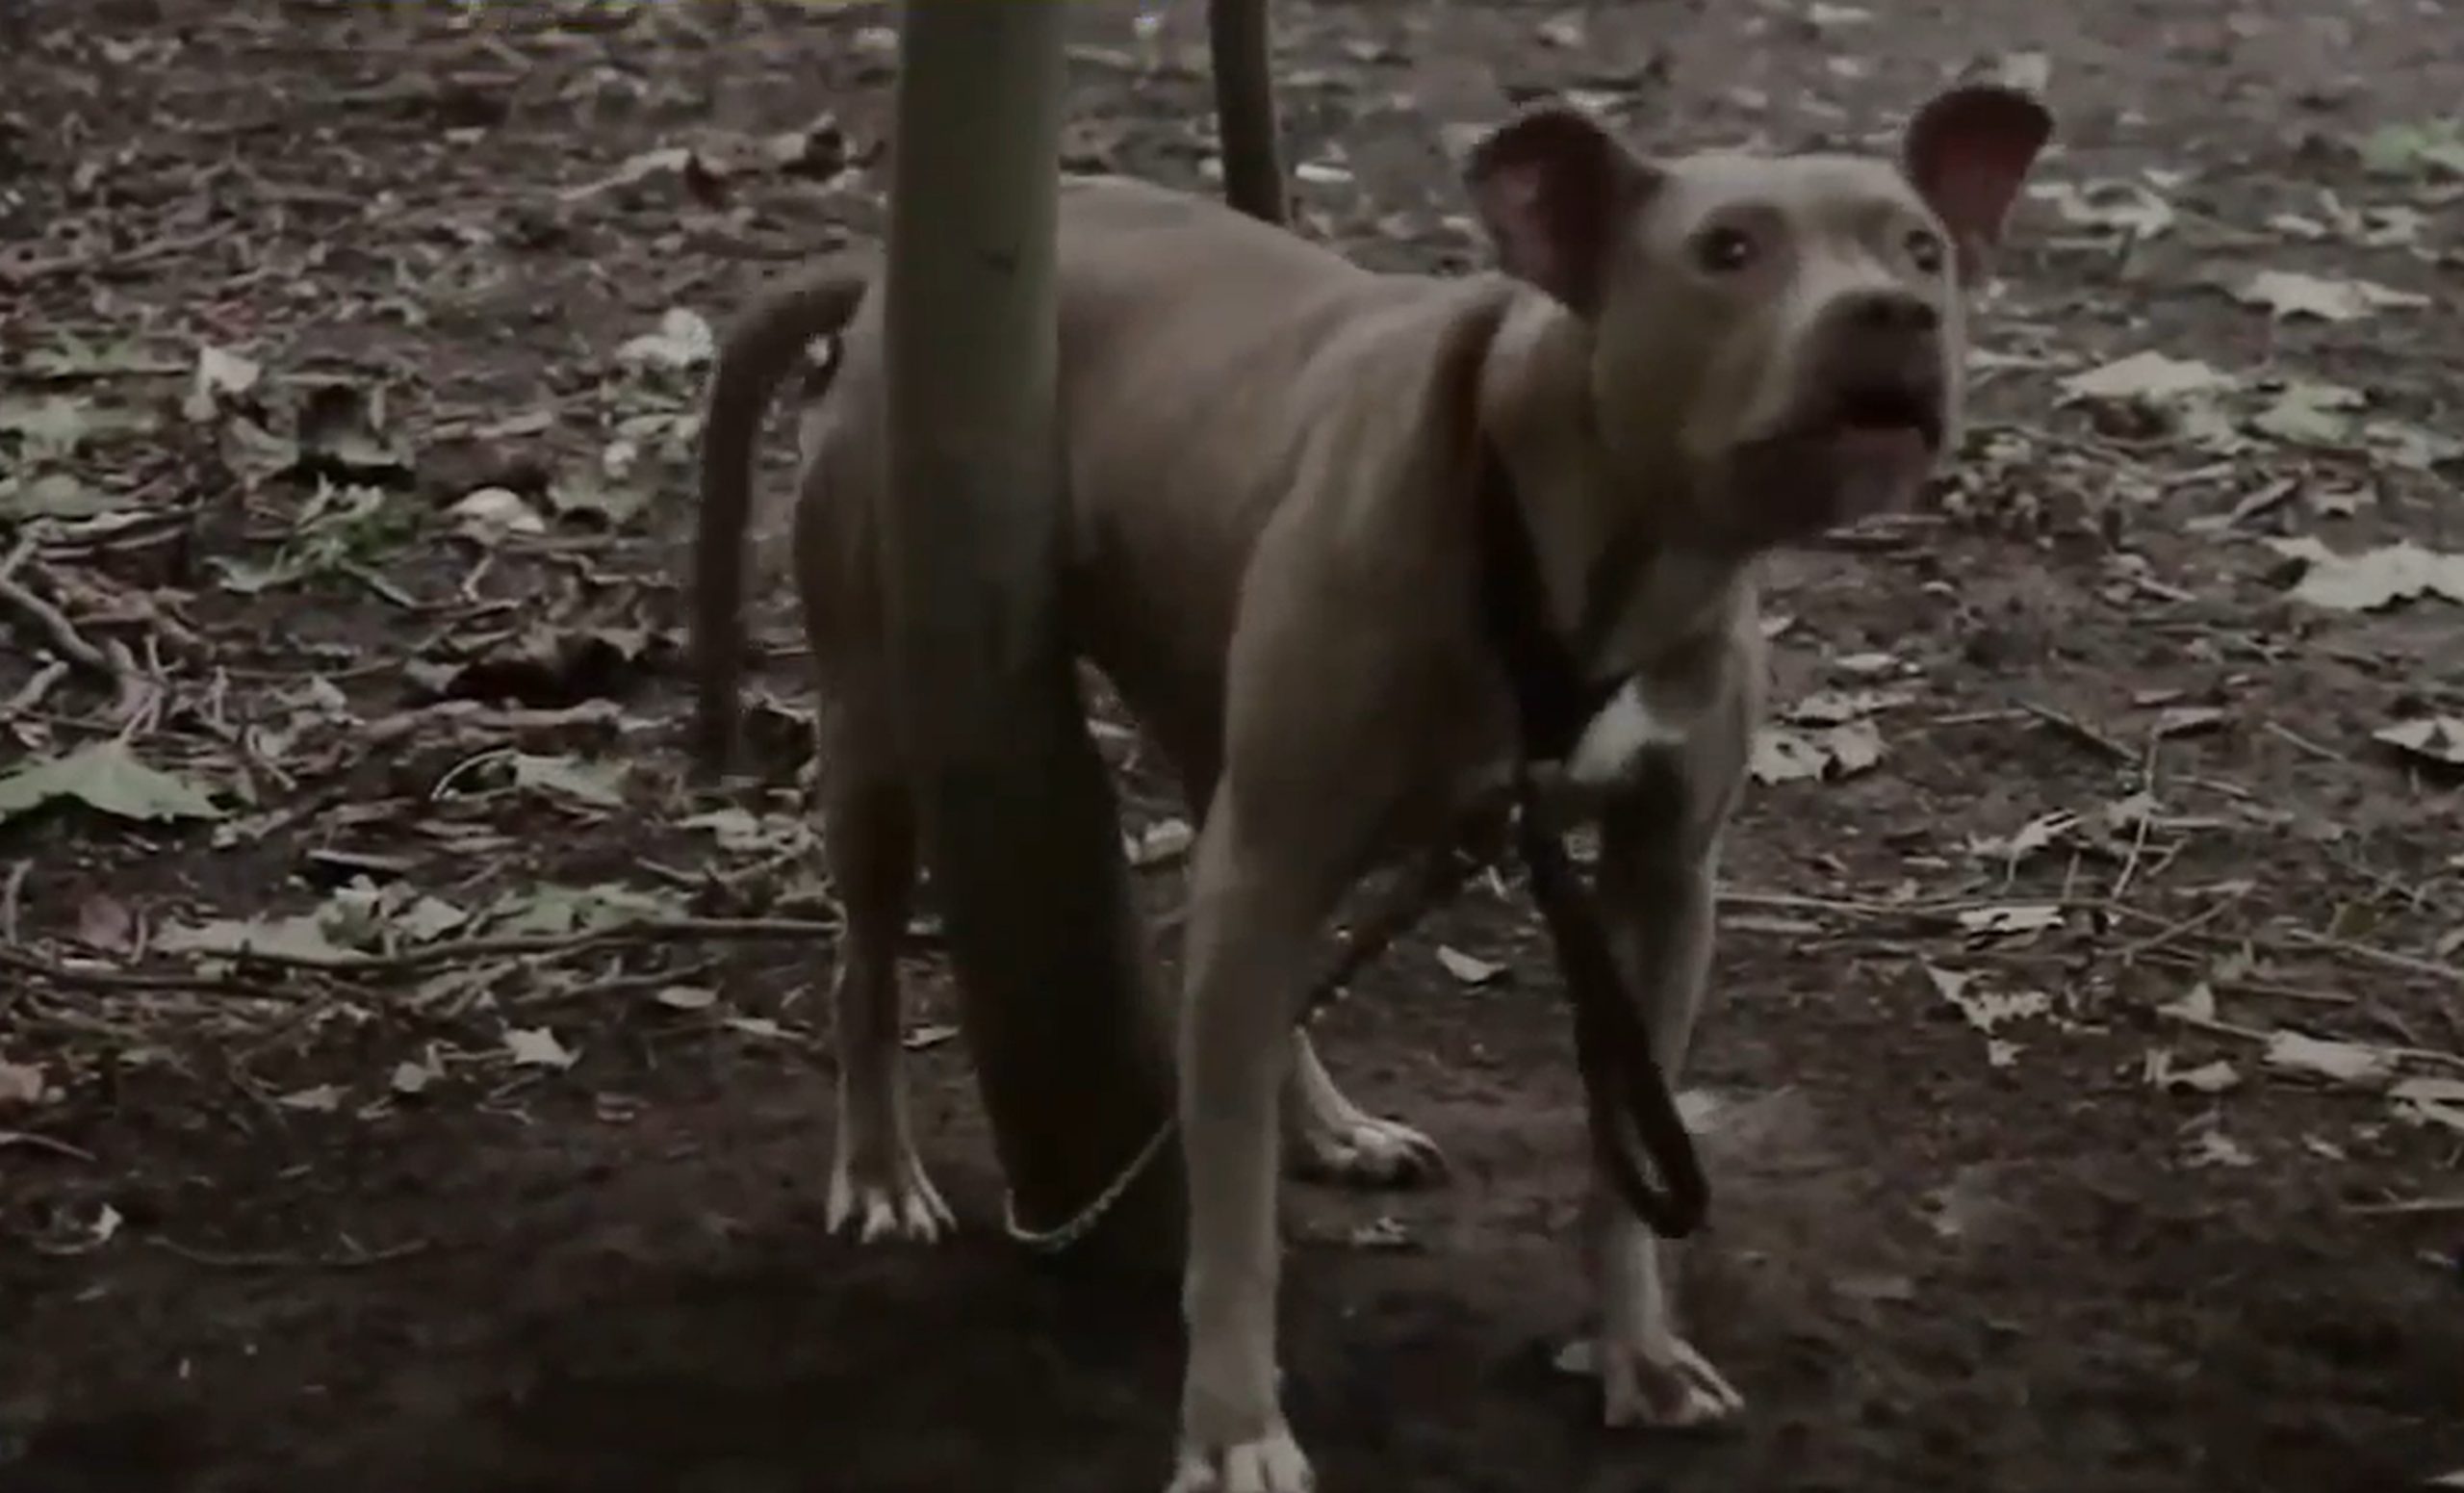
[1463,105,1660,317]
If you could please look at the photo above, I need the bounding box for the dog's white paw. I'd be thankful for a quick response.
[1165,1428,1314,1493]
[1557,1333,1745,1430]
[1288,1112,1447,1189]
[826,1146,955,1244]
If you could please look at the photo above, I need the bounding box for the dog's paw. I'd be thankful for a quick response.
[826,1147,955,1244]
[1164,1429,1314,1493]
[1556,1333,1745,1431]
[1287,1112,1448,1190]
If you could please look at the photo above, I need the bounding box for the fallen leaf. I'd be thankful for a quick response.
[2263,1030,2400,1087]
[615,306,715,371]
[158,913,351,964]
[0,740,222,827]
[503,1026,579,1069]
[391,1060,438,1095]
[2144,1049,2243,1094]
[1923,965,2052,1038]
[1346,1216,1421,1251]
[509,753,629,810]
[1956,904,2066,938]
[2033,178,2173,238]
[2374,717,2464,769]
[1128,816,1194,867]
[276,1083,344,1113]
[2264,537,2464,611]
[2184,1128,2256,1169]
[2234,269,2428,322]
[73,894,136,952]
[2058,350,2233,403]
[903,1022,961,1050]
[0,1061,51,1108]
[1434,944,1504,986]
[180,343,262,422]
[2158,983,2220,1024]
[1749,718,1886,784]
[2355,117,2464,178]
[2251,378,2365,448]
[449,485,548,538]
[2151,706,2227,739]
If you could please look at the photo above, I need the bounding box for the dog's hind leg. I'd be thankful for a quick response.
[1281,1028,1446,1188]
[816,679,955,1244]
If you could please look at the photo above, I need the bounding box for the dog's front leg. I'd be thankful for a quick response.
[1578,784,1747,1432]
[1169,783,1341,1493]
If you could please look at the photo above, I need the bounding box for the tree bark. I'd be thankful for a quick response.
[882,1,1183,1269]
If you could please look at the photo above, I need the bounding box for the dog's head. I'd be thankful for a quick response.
[1465,86,2051,549]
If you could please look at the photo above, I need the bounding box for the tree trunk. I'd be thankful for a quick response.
[1208,0,1287,226]
[881,0,1183,1270]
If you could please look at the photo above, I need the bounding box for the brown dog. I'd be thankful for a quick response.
[695,86,2050,1493]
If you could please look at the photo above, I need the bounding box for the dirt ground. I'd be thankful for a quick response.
[3,1,2461,1490]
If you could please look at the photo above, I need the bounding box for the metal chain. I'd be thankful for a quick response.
[998,837,1488,1255]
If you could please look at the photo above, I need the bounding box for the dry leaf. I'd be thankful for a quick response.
[1434,944,1504,986]
[2058,351,2233,403]
[503,1026,579,1069]
[2263,1030,2399,1087]
[2374,717,2464,768]
[2234,269,2429,322]
[2265,537,2464,611]
[1956,903,2066,938]
[2144,1049,2242,1094]
[2184,1128,2256,1169]
[0,1060,51,1108]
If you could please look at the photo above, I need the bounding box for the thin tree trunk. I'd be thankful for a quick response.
[1209,0,1287,226]
[881,1,1182,1268]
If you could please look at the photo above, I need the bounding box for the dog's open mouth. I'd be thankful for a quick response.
[1824,381,1945,454]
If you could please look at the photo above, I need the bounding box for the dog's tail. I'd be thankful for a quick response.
[691,255,876,775]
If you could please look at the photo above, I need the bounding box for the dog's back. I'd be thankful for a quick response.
[805,174,1496,784]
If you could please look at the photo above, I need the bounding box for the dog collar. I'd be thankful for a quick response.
[1472,440,1634,764]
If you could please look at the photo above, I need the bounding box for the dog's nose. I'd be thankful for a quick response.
[1837,290,1939,336]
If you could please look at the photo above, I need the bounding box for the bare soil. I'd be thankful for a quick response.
[2,3,2460,1491]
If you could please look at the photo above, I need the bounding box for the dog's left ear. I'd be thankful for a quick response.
[1901,84,2054,283]
[1464,104,1661,316]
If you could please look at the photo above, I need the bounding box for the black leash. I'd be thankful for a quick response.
[1470,443,1710,1241]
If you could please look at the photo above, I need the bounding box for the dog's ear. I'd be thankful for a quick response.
[1901,84,2053,283]
[1464,105,1660,316]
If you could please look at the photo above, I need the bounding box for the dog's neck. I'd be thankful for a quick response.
[1476,296,1760,771]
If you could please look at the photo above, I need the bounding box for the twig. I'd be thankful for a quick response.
[0,1129,96,1163]
[146,1235,432,1270]
[0,860,26,944]
[0,562,117,680]
[4,915,839,989]
[2279,928,2464,988]
[0,659,68,721]
[2019,699,2135,763]
[2341,1195,2464,1217]
[2115,883,2247,965]
[0,945,307,997]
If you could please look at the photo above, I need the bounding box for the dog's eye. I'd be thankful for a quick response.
[1905,227,1947,274]
[1693,225,1757,274]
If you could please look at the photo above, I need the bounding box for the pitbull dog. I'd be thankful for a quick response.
[694,85,2050,1493]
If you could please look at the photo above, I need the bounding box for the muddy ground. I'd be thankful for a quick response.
[2,1,2461,1490]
